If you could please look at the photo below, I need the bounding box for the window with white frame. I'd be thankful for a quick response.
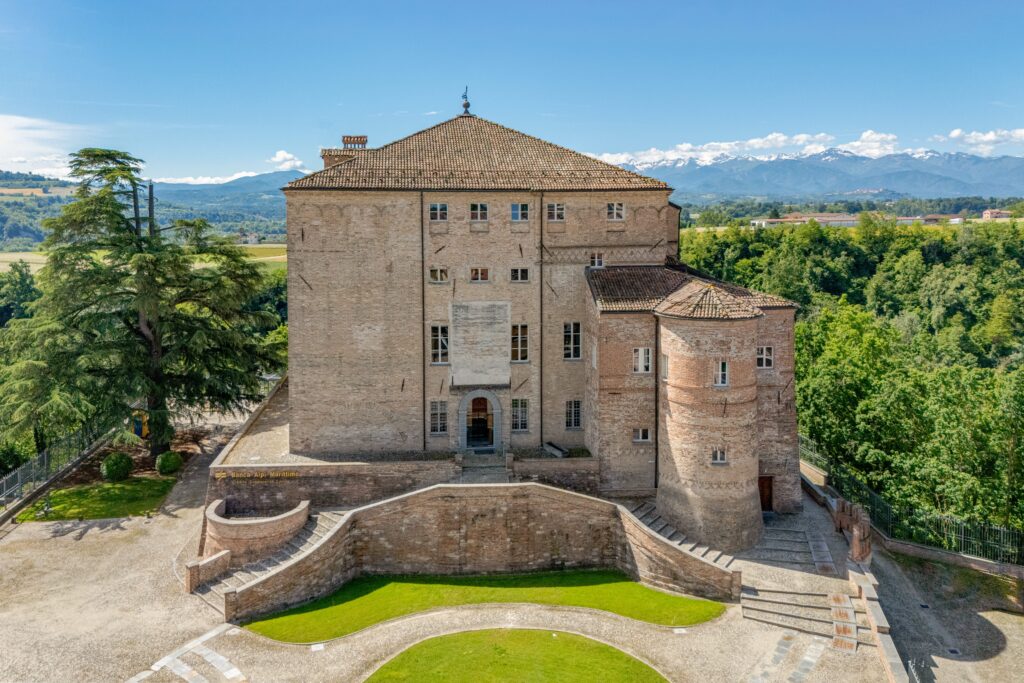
[711,447,727,464]
[511,203,529,221]
[470,267,490,282]
[429,401,448,434]
[713,360,729,386]
[511,324,529,362]
[511,398,529,431]
[510,267,530,282]
[661,353,669,380]
[429,203,448,221]
[429,267,448,284]
[607,202,624,220]
[431,325,449,363]
[589,252,604,268]
[563,322,581,359]
[470,203,488,221]
[633,347,652,373]
[756,346,774,369]
[565,399,582,429]
[633,427,651,442]
[546,203,565,221]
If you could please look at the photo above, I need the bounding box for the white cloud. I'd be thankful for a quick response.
[593,132,835,168]
[266,149,305,171]
[0,113,88,177]
[837,130,900,158]
[152,171,259,185]
[945,127,1024,155]
[423,111,439,116]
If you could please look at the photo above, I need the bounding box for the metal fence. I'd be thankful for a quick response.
[799,434,1024,566]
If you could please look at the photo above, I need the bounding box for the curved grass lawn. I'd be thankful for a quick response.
[245,569,724,643]
[367,629,666,682]
[15,476,175,522]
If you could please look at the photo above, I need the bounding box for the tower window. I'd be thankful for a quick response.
[633,427,651,442]
[429,203,448,221]
[711,447,727,464]
[661,353,669,380]
[756,346,774,368]
[589,253,604,268]
[470,203,488,221]
[633,347,652,373]
[713,360,729,387]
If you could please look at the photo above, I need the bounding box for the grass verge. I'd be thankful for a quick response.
[245,569,725,643]
[16,476,176,521]
[367,628,666,682]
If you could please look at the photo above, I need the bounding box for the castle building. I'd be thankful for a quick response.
[282,102,800,551]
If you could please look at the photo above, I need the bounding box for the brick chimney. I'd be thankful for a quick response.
[321,134,370,168]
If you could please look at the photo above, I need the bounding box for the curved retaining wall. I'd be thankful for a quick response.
[223,483,741,622]
[204,499,310,567]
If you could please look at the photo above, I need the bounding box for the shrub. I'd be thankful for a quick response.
[567,447,592,458]
[100,451,133,482]
[156,451,184,475]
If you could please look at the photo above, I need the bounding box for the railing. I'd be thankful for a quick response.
[799,433,1024,566]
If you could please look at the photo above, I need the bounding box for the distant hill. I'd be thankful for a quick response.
[614,149,1024,203]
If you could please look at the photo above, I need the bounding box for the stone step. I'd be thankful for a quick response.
[715,554,734,568]
[631,502,655,517]
[741,608,875,647]
[639,510,659,524]
[651,518,669,534]
[659,525,677,539]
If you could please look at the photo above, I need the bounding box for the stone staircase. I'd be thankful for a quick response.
[740,586,876,651]
[460,452,510,484]
[193,508,347,614]
[627,501,735,570]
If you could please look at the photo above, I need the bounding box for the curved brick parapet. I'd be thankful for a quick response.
[205,499,310,567]
[221,483,740,622]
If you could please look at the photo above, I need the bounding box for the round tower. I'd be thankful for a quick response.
[655,282,763,552]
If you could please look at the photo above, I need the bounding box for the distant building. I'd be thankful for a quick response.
[982,209,1012,220]
[896,214,964,225]
[750,213,858,228]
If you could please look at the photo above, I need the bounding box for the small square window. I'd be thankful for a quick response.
[713,360,729,387]
[431,325,449,364]
[510,267,530,282]
[430,401,448,434]
[633,427,651,442]
[429,203,448,221]
[546,203,565,221]
[470,267,490,282]
[589,253,604,268]
[511,324,529,362]
[756,346,774,369]
[511,398,529,431]
[470,203,488,221]
[633,347,652,373]
[711,447,727,464]
[511,203,529,221]
[429,267,448,284]
[565,399,582,430]
[607,202,624,221]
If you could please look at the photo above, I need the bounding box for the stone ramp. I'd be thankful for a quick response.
[627,501,735,571]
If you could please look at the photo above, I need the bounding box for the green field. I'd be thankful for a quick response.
[367,629,666,682]
[16,476,176,521]
[0,244,286,273]
[244,569,724,643]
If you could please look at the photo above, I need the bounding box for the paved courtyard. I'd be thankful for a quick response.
[1,419,1019,681]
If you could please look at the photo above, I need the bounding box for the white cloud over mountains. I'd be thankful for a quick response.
[595,132,836,167]
[152,171,259,184]
[266,149,306,171]
[937,128,1024,155]
[0,114,87,178]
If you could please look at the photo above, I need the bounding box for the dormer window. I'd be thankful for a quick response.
[429,203,448,221]
[470,203,488,221]
[607,202,624,221]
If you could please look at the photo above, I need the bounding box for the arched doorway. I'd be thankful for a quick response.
[456,389,503,452]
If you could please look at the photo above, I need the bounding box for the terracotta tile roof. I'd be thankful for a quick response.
[587,263,796,317]
[286,114,670,192]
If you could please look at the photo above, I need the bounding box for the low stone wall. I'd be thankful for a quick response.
[872,528,1024,582]
[512,457,600,493]
[204,499,309,567]
[185,549,232,593]
[225,483,740,622]
[207,460,461,512]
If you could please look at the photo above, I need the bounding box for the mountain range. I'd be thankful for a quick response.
[619,149,1024,202]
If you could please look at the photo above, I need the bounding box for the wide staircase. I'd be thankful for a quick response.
[627,501,735,571]
[193,508,348,614]
[740,587,875,651]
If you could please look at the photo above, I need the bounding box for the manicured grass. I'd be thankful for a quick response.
[240,244,287,258]
[367,629,666,682]
[245,569,725,643]
[16,476,176,521]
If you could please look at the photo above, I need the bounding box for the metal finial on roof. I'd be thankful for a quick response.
[461,86,471,115]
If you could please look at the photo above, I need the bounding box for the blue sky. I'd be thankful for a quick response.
[1,0,1023,181]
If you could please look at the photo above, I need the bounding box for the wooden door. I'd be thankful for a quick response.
[758,476,773,512]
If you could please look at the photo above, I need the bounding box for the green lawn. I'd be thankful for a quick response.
[367,629,666,682]
[245,569,725,643]
[16,476,176,521]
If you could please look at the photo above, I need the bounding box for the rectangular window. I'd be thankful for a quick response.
[607,202,624,220]
[429,203,448,221]
[470,267,490,282]
[511,324,529,362]
[713,360,729,386]
[633,427,651,442]
[589,252,604,268]
[633,347,652,373]
[565,399,582,430]
[430,401,448,434]
[511,203,529,221]
[470,203,488,221]
[510,267,530,282]
[429,267,448,283]
[711,447,727,464]
[546,203,565,221]
[661,353,669,380]
[563,322,581,359]
[511,398,529,431]
[756,346,774,369]
[431,325,449,364]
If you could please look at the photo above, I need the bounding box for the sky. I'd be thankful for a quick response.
[1,0,1023,181]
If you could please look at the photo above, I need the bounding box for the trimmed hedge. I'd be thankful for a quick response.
[100,451,133,482]
[156,451,184,475]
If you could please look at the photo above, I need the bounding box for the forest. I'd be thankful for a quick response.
[679,218,1024,532]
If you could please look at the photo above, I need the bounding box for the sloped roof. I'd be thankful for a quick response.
[587,263,796,318]
[286,114,671,192]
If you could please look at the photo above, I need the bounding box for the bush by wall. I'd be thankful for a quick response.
[100,451,133,482]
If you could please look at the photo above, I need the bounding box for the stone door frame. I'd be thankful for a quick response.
[457,388,502,452]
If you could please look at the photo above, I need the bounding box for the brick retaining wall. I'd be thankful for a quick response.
[204,499,309,567]
[512,457,600,493]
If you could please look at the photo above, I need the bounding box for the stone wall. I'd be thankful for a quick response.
[224,483,739,621]
[512,456,601,492]
[203,499,309,566]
